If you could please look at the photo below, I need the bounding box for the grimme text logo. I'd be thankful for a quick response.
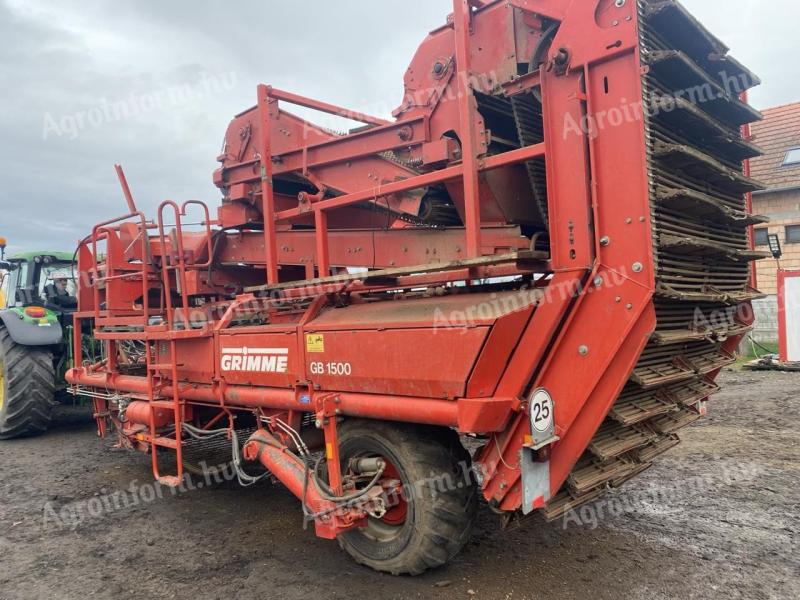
[220,347,289,373]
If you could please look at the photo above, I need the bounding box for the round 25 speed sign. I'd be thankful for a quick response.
[529,388,554,433]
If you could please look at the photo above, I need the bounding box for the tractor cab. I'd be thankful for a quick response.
[2,252,77,314]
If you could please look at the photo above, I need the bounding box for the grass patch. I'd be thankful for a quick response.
[739,340,779,361]
[732,338,779,369]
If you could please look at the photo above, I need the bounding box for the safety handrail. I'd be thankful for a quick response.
[157,201,189,330]
[156,199,214,330]
[90,211,152,327]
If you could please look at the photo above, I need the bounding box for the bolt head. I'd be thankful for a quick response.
[579,345,589,356]
[600,236,611,247]
[632,262,644,273]
[554,48,570,66]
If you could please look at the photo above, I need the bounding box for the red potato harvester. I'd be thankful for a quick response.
[67,0,766,574]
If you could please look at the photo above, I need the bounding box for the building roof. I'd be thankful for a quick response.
[750,102,800,191]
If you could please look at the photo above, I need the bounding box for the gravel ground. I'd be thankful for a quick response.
[0,370,797,600]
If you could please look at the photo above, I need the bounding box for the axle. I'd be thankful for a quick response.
[242,429,385,539]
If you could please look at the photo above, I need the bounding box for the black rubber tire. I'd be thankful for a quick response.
[0,326,56,440]
[337,419,477,575]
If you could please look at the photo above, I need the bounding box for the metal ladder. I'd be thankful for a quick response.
[142,200,214,486]
[144,336,185,487]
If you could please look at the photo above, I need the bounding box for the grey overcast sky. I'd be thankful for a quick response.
[0,0,797,255]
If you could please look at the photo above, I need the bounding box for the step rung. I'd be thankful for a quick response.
[157,476,183,488]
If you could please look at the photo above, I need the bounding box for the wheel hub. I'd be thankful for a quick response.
[378,461,407,526]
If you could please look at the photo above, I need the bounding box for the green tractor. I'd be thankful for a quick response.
[0,237,84,439]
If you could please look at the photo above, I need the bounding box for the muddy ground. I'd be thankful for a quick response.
[0,370,797,600]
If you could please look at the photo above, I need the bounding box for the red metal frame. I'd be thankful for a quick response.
[68,0,650,516]
[454,0,483,257]
[257,84,280,284]
[65,0,761,541]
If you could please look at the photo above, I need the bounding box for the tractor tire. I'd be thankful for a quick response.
[337,419,477,575]
[0,325,56,440]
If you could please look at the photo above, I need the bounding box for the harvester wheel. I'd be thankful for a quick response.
[337,420,477,575]
[0,326,56,440]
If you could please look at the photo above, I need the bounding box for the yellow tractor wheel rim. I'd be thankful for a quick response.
[0,360,5,412]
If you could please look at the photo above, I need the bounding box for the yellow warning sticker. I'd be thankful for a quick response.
[306,333,325,353]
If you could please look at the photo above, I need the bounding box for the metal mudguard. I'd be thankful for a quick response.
[0,309,63,346]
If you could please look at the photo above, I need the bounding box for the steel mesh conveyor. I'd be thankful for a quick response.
[544,0,764,521]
